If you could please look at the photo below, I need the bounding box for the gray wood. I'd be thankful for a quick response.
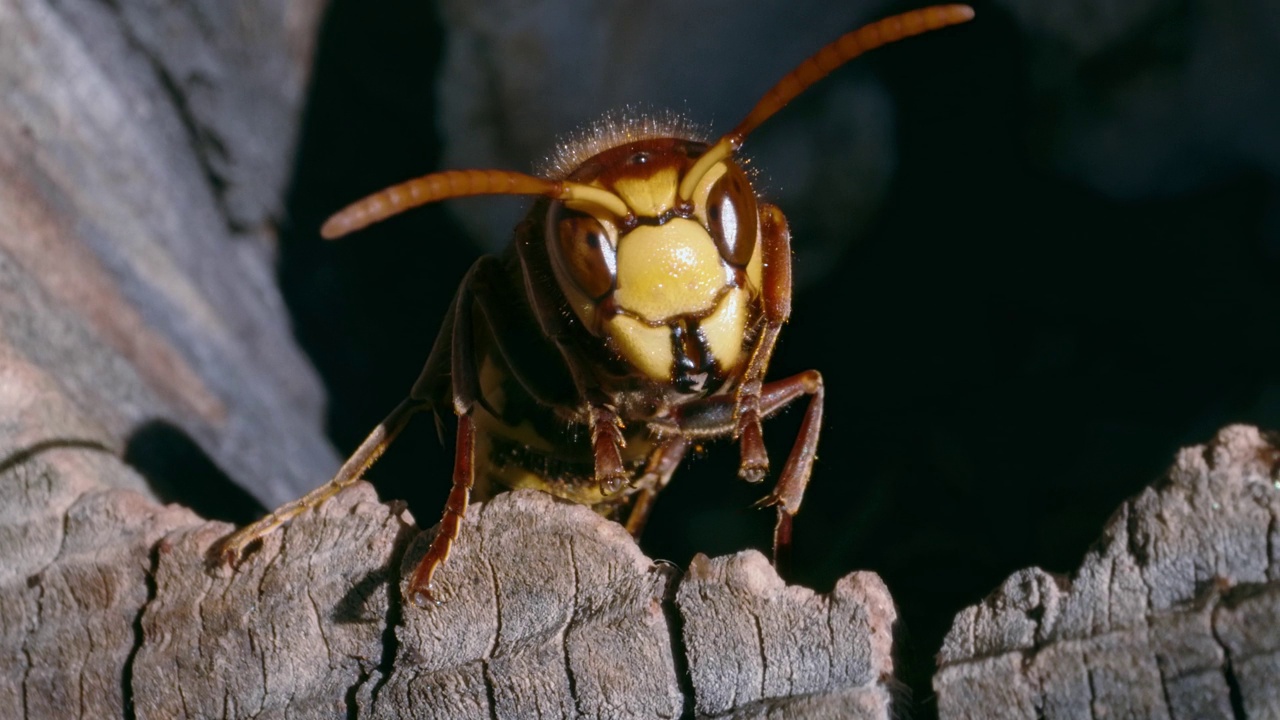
[363,491,686,720]
[0,443,901,719]
[0,449,199,719]
[0,0,338,511]
[934,424,1280,719]
[133,482,404,719]
[676,553,897,719]
[353,493,897,719]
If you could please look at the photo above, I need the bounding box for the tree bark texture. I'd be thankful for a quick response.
[6,424,1279,718]
[4,461,900,719]
[935,425,1280,719]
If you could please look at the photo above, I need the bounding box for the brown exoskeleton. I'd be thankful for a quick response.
[218,5,975,607]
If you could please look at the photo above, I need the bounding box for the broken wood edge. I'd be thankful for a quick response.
[932,424,1280,719]
[3,446,900,720]
[10,425,1278,719]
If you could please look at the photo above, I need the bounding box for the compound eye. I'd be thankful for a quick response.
[705,166,758,267]
[554,210,616,300]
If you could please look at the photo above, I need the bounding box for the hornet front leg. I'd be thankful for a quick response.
[699,204,824,569]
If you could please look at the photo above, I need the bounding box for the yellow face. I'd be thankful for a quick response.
[546,139,765,392]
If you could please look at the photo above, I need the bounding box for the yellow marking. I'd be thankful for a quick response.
[679,137,735,200]
[700,288,749,373]
[614,219,727,323]
[472,396,658,508]
[607,314,673,381]
[561,184,630,219]
[473,398,585,500]
[746,225,764,293]
[690,162,728,227]
[688,160,762,295]
[612,168,678,216]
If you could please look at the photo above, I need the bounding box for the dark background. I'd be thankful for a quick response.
[276,0,1280,713]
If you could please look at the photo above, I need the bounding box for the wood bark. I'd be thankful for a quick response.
[934,424,1280,719]
[8,425,1280,718]
[3,454,900,719]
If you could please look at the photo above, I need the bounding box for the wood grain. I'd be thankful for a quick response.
[0,0,337,512]
[934,425,1280,719]
[1,449,900,719]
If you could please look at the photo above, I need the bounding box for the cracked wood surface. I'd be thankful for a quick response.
[934,424,1280,719]
[11,428,1278,719]
[0,442,901,719]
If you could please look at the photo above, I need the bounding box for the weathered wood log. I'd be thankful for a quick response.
[9,428,1280,718]
[1,441,900,719]
[934,424,1280,719]
[0,0,338,513]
